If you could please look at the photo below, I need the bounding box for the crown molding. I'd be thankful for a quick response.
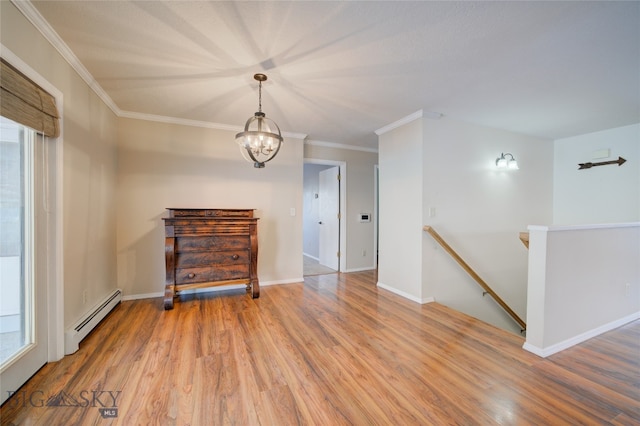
[12,0,321,143]
[284,131,308,141]
[375,110,423,136]
[12,0,121,116]
[305,139,378,153]
[120,111,307,140]
[375,110,443,136]
[119,111,240,131]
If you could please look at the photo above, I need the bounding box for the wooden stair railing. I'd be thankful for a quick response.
[423,226,527,332]
[519,232,529,249]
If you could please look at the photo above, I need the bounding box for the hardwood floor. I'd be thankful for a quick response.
[2,271,638,425]
[303,255,337,276]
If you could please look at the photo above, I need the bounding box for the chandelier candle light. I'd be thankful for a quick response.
[235,73,283,168]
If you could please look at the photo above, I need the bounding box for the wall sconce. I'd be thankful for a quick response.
[496,153,519,170]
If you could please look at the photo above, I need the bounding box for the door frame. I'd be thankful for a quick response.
[2,46,64,364]
[304,159,347,273]
[373,164,379,269]
[318,166,340,270]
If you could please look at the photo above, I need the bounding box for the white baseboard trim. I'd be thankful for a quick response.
[523,310,640,358]
[521,342,545,358]
[65,289,122,354]
[343,266,376,273]
[260,278,304,286]
[122,292,163,301]
[123,285,248,301]
[122,279,305,301]
[302,253,320,261]
[376,282,435,304]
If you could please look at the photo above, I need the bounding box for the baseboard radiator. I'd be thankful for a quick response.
[64,289,122,355]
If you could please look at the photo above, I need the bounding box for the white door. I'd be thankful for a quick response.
[318,167,340,270]
[0,119,48,405]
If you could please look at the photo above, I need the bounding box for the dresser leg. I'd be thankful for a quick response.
[251,281,260,298]
[164,285,175,310]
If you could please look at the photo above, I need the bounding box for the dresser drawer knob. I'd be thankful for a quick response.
[232,254,239,260]
[187,273,196,279]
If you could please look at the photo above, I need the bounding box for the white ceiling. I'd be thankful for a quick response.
[28,0,640,150]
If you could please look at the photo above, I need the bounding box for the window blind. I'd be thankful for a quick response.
[1,58,60,138]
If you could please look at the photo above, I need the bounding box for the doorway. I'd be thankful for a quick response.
[0,53,63,406]
[0,119,47,404]
[303,160,346,276]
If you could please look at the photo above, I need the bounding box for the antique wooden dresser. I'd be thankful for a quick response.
[162,208,259,309]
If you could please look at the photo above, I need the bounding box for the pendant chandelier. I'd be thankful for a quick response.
[235,73,283,168]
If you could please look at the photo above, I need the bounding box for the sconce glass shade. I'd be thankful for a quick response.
[496,153,518,170]
[236,112,283,168]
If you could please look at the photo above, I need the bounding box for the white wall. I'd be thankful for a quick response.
[304,144,378,272]
[421,116,553,333]
[554,123,640,224]
[303,164,332,258]
[377,113,554,332]
[377,118,425,302]
[2,2,119,330]
[525,223,640,357]
[116,118,304,297]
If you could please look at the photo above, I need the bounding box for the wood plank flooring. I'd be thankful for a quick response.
[1,271,638,425]
[303,255,336,276]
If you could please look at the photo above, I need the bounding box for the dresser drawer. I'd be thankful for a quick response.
[176,250,248,268]
[163,208,259,309]
[176,264,250,284]
[176,235,249,252]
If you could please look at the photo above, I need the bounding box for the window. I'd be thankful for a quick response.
[0,116,35,367]
[1,53,60,405]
